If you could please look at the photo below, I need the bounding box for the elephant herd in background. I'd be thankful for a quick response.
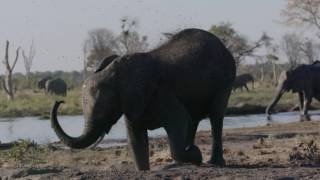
[27,28,318,171]
[37,76,67,96]
[233,61,320,121]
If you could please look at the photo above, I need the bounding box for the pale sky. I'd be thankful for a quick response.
[0,0,289,74]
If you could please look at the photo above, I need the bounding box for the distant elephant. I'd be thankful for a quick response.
[45,78,67,96]
[266,62,320,121]
[37,76,52,90]
[232,73,254,92]
[51,28,236,170]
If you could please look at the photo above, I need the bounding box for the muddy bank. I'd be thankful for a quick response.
[226,103,319,115]
[0,121,319,179]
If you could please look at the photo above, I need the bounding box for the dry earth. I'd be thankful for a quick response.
[0,120,320,179]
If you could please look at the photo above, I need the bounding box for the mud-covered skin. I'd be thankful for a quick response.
[232,73,254,92]
[45,78,67,96]
[51,28,236,170]
[266,62,320,121]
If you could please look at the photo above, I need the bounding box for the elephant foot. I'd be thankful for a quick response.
[300,115,311,121]
[207,156,225,167]
[184,144,203,165]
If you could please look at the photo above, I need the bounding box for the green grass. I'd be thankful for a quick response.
[226,82,309,115]
[229,82,297,107]
[0,82,314,118]
[0,89,82,118]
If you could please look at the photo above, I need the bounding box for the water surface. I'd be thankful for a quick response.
[0,111,320,146]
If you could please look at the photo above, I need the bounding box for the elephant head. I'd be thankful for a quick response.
[51,59,122,148]
[266,67,306,116]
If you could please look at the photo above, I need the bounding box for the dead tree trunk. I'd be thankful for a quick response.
[272,62,277,86]
[2,41,20,101]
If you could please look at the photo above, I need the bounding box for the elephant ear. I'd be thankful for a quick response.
[118,54,158,122]
[94,55,119,73]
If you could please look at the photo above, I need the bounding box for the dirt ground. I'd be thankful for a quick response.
[0,120,320,179]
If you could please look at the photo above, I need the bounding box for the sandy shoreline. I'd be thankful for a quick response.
[0,120,319,179]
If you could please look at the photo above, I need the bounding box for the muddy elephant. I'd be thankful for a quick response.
[45,78,67,96]
[51,28,236,170]
[37,76,53,90]
[266,62,320,121]
[232,73,254,92]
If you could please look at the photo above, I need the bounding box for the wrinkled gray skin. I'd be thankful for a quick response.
[45,78,67,96]
[51,29,236,170]
[266,62,320,121]
[232,73,254,92]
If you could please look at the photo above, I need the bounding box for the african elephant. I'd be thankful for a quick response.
[94,54,119,73]
[37,76,52,90]
[51,28,236,170]
[232,73,254,92]
[45,78,67,96]
[266,62,320,121]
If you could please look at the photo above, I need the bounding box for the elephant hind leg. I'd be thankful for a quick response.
[208,87,232,166]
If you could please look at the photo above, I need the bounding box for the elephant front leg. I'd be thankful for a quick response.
[301,92,312,121]
[157,90,202,165]
[164,121,202,165]
[298,92,304,113]
[244,84,249,92]
[125,120,149,170]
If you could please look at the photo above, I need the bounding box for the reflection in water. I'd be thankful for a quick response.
[0,111,319,145]
[8,122,13,135]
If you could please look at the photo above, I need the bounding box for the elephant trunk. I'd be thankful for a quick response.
[266,87,285,115]
[51,101,107,149]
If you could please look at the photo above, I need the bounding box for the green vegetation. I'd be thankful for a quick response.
[227,81,320,115]
[0,81,306,118]
[0,89,82,118]
[0,139,48,165]
[229,82,296,107]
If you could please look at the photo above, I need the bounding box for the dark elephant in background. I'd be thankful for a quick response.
[37,76,52,90]
[51,28,236,170]
[45,78,67,96]
[266,62,320,121]
[232,73,254,92]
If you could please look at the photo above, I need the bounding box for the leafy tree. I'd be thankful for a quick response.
[117,17,148,55]
[282,0,320,32]
[83,28,118,70]
[299,38,320,64]
[209,22,271,67]
[22,40,36,85]
[83,17,148,72]
[281,33,303,69]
